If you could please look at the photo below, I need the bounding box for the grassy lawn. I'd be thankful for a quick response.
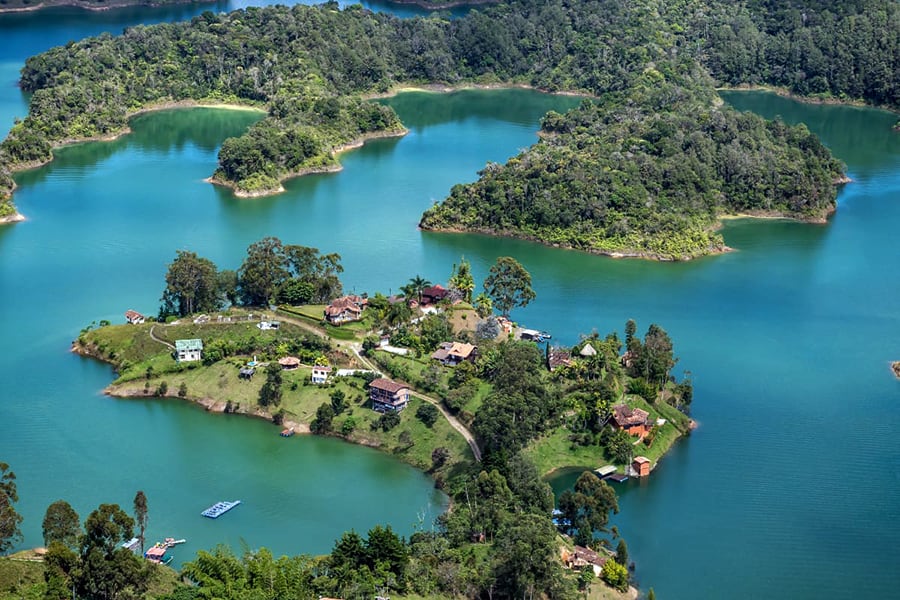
[113,365,473,478]
[525,394,692,476]
[0,553,181,600]
[0,555,42,600]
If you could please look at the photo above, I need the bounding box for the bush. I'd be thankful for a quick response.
[601,558,629,592]
[416,403,440,428]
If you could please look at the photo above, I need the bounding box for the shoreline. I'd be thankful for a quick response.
[70,338,465,480]
[367,81,595,101]
[208,127,408,198]
[0,0,216,14]
[419,224,734,262]
[718,84,900,116]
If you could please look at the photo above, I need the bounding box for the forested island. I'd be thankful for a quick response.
[2,0,895,257]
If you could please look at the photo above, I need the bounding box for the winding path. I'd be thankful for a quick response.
[148,325,175,350]
[152,309,484,462]
[347,344,482,462]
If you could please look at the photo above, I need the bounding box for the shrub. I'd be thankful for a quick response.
[416,403,440,428]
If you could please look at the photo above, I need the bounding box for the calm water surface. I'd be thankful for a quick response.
[0,5,898,599]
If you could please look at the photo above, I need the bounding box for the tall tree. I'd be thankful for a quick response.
[78,503,147,600]
[159,250,220,317]
[449,257,475,303]
[238,237,290,306]
[483,256,536,317]
[0,462,23,555]
[557,471,619,539]
[491,513,564,600]
[406,275,432,303]
[42,500,81,549]
[133,491,148,554]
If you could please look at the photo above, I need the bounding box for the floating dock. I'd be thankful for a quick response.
[201,500,241,519]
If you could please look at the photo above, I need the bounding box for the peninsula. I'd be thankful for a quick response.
[74,239,693,482]
[0,0,875,259]
[69,239,691,597]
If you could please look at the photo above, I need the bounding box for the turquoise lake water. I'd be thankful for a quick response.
[1,4,899,598]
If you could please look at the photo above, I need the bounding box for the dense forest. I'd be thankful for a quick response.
[0,0,895,250]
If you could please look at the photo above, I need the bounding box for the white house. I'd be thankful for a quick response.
[124,310,145,325]
[311,365,331,384]
[175,339,203,362]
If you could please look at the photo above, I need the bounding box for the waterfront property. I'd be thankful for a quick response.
[124,310,146,325]
[431,341,477,366]
[311,365,331,384]
[420,284,450,305]
[562,545,609,577]
[324,295,366,324]
[368,378,410,412]
[611,404,650,437]
[547,347,572,371]
[175,339,203,362]
[632,456,651,477]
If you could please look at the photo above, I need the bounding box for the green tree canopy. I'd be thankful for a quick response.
[0,461,23,555]
[159,250,220,317]
[42,499,81,549]
[483,256,536,318]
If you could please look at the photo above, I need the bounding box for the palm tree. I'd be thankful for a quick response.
[449,258,475,303]
[474,293,493,318]
[407,275,432,303]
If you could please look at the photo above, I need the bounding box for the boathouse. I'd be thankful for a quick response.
[431,341,477,366]
[311,365,331,384]
[175,339,203,362]
[368,378,410,412]
[632,456,651,477]
[611,404,650,437]
[124,310,145,325]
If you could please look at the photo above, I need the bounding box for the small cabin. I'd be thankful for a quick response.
[632,456,651,477]
[611,404,651,437]
[278,356,301,370]
[311,365,331,384]
[239,367,255,380]
[175,339,203,362]
[124,310,145,325]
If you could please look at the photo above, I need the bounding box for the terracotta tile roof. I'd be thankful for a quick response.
[633,456,650,464]
[124,309,145,320]
[548,347,572,369]
[573,545,608,567]
[612,404,650,427]
[368,378,409,394]
[278,356,301,367]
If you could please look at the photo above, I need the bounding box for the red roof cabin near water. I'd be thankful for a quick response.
[420,284,449,305]
[368,378,410,412]
[611,404,651,437]
[324,295,365,324]
[632,456,651,477]
[125,310,145,325]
